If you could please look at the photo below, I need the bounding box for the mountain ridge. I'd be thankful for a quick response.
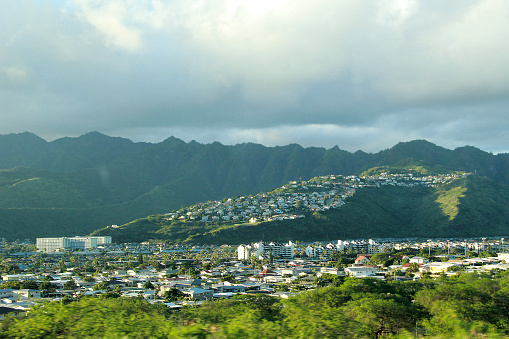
[0,131,508,240]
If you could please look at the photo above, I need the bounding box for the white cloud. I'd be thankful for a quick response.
[168,0,369,103]
[365,0,509,106]
[74,0,143,52]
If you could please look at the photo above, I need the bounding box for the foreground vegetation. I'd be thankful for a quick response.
[3,272,509,338]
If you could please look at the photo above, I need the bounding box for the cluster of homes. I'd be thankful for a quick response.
[159,173,467,225]
[3,249,506,317]
[0,249,336,318]
[237,239,392,261]
[347,253,509,277]
[236,237,509,280]
[239,236,503,261]
[2,231,506,319]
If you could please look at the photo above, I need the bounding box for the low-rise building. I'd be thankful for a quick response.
[182,287,213,301]
[36,236,112,252]
[345,266,378,277]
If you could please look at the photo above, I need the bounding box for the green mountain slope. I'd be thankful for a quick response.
[92,174,509,244]
[1,132,508,240]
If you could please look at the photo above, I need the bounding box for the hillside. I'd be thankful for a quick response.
[92,173,509,244]
[0,132,508,240]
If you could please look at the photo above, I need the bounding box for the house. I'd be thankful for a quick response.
[141,290,157,300]
[1,274,29,282]
[497,253,509,262]
[213,284,246,293]
[345,265,378,277]
[422,262,458,273]
[319,267,346,276]
[401,263,423,271]
[409,256,429,264]
[354,255,372,265]
[213,292,235,299]
[163,302,183,311]
[121,289,156,300]
[182,287,213,301]
[264,275,285,283]
[0,289,15,301]
[0,306,24,321]
[12,289,41,300]
[258,269,278,278]
[159,269,179,278]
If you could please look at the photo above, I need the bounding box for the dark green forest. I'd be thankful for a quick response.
[1,132,509,240]
[3,273,509,338]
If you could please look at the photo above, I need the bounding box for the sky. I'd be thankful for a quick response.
[1,0,509,154]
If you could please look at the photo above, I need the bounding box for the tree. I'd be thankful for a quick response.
[143,281,154,289]
[41,275,53,282]
[93,281,110,291]
[20,281,38,290]
[58,259,67,272]
[164,288,185,302]
[451,247,462,255]
[220,274,235,283]
[1,297,174,338]
[63,279,78,291]
[69,256,78,267]
[407,262,420,273]
[479,251,496,258]
[343,296,415,338]
[39,281,57,295]
[370,253,390,266]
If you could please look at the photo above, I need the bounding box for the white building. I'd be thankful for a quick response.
[238,241,294,260]
[305,245,321,258]
[269,241,295,259]
[345,266,378,277]
[497,253,509,262]
[36,236,112,252]
[237,244,252,260]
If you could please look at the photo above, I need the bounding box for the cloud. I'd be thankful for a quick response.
[1,0,509,153]
[74,0,143,52]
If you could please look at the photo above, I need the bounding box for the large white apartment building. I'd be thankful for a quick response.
[238,241,294,260]
[36,236,112,252]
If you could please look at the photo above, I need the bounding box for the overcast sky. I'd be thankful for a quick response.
[1,0,509,153]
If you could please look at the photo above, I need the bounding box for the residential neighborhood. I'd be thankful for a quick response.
[0,233,507,320]
[138,172,470,226]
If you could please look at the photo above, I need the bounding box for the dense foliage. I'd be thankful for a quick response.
[3,273,509,338]
[0,132,509,239]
